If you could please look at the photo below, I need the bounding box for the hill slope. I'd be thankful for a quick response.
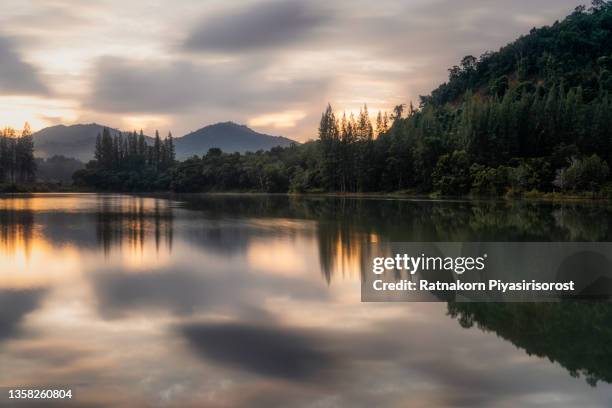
[381,1,612,195]
[33,124,125,162]
[33,122,296,161]
[175,122,296,159]
[425,1,612,107]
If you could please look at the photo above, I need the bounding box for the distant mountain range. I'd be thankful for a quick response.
[33,122,297,162]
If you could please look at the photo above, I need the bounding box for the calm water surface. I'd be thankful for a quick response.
[0,193,611,407]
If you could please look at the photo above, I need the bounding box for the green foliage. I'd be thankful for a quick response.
[36,155,84,183]
[470,164,509,196]
[74,127,175,191]
[554,154,609,192]
[508,158,554,193]
[428,1,612,106]
[432,150,471,196]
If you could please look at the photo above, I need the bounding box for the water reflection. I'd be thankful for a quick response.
[96,195,174,256]
[180,322,338,382]
[0,199,34,261]
[0,194,610,407]
[448,303,612,386]
[0,289,45,342]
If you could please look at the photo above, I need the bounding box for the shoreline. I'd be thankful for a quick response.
[3,188,612,203]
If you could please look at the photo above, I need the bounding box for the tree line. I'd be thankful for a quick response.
[0,123,36,185]
[74,128,175,190]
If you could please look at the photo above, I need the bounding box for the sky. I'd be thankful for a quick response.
[0,0,585,141]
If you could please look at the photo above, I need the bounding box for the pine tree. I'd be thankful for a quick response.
[100,128,114,170]
[357,104,373,141]
[138,130,147,167]
[153,130,161,170]
[16,122,36,183]
[94,132,102,162]
[163,132,175,170]
[318,104,340,191]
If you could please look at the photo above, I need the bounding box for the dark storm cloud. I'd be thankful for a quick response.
[87,56,330,114]
[184,0,328,52]
[0,289,45,341]
[180,322,337,381]
[0,36,49,95]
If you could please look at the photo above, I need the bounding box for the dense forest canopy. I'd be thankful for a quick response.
[73,128,175,190]
[70,0,612,195]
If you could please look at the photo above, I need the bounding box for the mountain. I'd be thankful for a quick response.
[32,122,296,161]
[33,124,126,162]
[174,122,296,159]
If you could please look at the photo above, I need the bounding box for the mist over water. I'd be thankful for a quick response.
[0,193,611,407]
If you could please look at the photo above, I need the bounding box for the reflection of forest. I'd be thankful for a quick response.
[308,198,612,282]
[96,197,173,255]
[0,200,34,258]
[448,302,612,386]
[177,195,612,282]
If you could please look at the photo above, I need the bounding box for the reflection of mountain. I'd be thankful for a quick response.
[448,303,612,386]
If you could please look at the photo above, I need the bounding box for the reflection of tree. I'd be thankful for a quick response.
[317,220,373,284]
[0,199,35,259]
[96,196,173,256]
[552,203,612,241]
[448,302,612,386]
[312,199,612,282]
[174,195,612,282]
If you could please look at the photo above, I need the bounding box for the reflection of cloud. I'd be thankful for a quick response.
[89,260,327,320]
[0,289,45,341]
[0,237,82,289]
[180,321,336,381]
[247,239,307,276]
[184,1,328,53]
[91,268,215,317]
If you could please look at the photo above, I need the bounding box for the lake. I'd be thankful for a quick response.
[0,193,611,407]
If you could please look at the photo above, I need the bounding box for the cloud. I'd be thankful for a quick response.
[2,0,583,139]
[0,36,49,95]
[87,56,331,115]
[184,0,328,53]
[88,58,206,113]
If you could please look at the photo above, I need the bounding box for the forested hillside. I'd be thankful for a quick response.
[75,1,612,195]
[314,0,612,196]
